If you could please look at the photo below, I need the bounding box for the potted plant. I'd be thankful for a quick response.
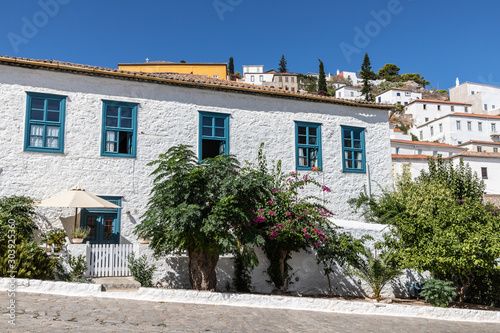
[41,228,67,252]
[71,227,91,244]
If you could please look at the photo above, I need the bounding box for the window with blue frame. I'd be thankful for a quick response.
[101,100,138,158]
[295,122,322,170]
[24,92,66,153]
[81,196,121,244]
[342,126,366,173]
[199,111,229,161]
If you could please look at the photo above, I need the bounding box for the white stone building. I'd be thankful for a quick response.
[376,88,422,105]
[0,55,393,247]
[412,113,500,146]
[458,140,500,153]
[405,99,472,127]
[450,81,500,115]
[335,86,363,100]
[239,65,274,86]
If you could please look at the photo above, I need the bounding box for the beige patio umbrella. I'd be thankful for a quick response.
[37,185,121,228]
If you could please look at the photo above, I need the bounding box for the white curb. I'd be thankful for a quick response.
[2,278,499,323]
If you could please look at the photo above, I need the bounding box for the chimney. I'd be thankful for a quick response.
[337,69,340,75]
[456,78,459,87]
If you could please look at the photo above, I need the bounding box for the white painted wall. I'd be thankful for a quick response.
[336,86,362,100]
[450,82,500,114]
[0,64,392,244]
[455,156,500,195]
[405,101,471,127]
[376,89,421,105]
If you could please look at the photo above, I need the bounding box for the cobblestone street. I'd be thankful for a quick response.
[1,292,499,332]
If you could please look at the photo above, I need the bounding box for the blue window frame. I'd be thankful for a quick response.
[101,100,138,158]
[81,196,121,244]
[295,122,322,170]
[342,126,366,173]
[199,111,229,161]
[24,92,66,153]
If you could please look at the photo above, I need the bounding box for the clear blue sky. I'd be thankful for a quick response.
[1,0,499,91]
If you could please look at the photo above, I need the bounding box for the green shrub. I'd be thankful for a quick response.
[128,253,156,287]
[56,254,89,282]
[465,268,500,307]
[421,278,457,307]
[41,228,67,252]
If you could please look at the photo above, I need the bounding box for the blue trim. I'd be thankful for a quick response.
[198,111,230,162]
[295,121,322,171]
[24,92,66,154]
[101,100,138,158]
[81,196,121,244]
[341,125,366,173]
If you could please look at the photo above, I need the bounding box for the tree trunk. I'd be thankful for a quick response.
[277,249,288,292]
[187,248,219,291]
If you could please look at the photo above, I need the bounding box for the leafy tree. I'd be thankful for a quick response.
[180,60,186,63]
[318,59,327,95]
[347,247,402,301]
[352,158,500,304]
[378,64,400,82]
[278,55,288,73]
[360,53,376,101]
[228,57,234,76]
[135,145,269,290]
[400,73,430,88]
[297,73,318,92]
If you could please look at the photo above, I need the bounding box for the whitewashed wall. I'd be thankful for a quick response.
[0,64,392,243]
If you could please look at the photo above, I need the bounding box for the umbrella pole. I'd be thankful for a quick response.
[74,208,78,229]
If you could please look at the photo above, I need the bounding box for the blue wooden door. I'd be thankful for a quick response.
[81,197,121,244]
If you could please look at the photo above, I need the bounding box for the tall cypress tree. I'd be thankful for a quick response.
[228,57,234,76]
[318,59,327,94]
[360,53,376,101]
[278,55,287,73]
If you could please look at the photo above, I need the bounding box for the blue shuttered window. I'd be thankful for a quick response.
[101,100,138,158]
[24,92,66,153]
[199,111,229,161]
[295,122,322,170]
[342,126,366,173]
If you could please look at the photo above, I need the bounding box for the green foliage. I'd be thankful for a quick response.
[378,64,400,82]
[360,53,376,101]
[436,89,449,94]
[228,56,234,76]
[351,158,500,304]
[71,227,90,239]
[297,73,318,93]
[347,247,402,301]
[246,145,335,291]
[411,133,419,141]
[318,59,327,95]
[466,267,500,307]
[400,73,430,88]
[376,81,404,93]
[316,232,368,295]
[278,55,287,73]
[0,196,38,241]
[395,123,409,135]
[420,278,457,307]
[41,228,67,252]
[232,245,257,292]
[128,253,156,288]
[56,254,89,282]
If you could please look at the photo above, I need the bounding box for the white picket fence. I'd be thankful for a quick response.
[86,244,138,277]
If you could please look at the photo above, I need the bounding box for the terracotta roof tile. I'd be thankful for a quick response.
[0,55,392,110]
[390,139,465,149]
[407,99,472,106]
[452,151,500,158]
[392,154,437,159]
[458,140,500,145]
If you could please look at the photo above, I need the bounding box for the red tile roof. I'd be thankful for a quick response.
[458,140,500,145]
[0,55,391,109]
[393,128,402,132]
[391,139,465,149]
[451,113,500,119]
[392,154,437,159]
[452,151,500,158]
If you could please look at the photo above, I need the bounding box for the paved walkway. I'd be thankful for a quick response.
[1,292,499,332]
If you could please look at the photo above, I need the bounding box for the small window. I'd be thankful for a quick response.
[285,77,289,83]
[423,104,427,110]
[351,92,354,97]
[419,130,423,140]
[296,122,322,170]
[404,102,408,105]
[397,101,401,105]
[456,120,461,130]
[378,97,381,103]
[481,167,488,179]
[478,122,483,132]
[251,75,255,82]
[458,141,462,144]
[484,104,488,110]
[259,75,263,82]
[439,123,443,133]
[24,92,66,153]
[417,149,422,155]
[279,77,283,82]
[433,151,438,156]
[467,121,472,131]
[199,111,229,161]
[290,77,294,83]
[212,75,219,78]
[464,107,468,112]
[101,100,138,158]
[342,126,365,173]
[395,147,400,155]
[493,105,496,109]
[437,105,441,111]
[397,92,401,96]
[471,91,475,95]
[492,123,497,133]
[425,117,429,122]
[451,106,455,112]
[477,146,482,152]
[494,148,498,153]
[430,126,434,136]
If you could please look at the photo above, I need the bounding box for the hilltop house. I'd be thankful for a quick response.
[450,81,500,115]
[376,88,422,105]
[0,55,392,246]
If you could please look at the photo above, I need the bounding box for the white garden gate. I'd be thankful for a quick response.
[86,244,138,277]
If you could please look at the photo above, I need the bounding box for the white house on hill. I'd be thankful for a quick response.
[450,81,500,115]
[376,88,422,105]
[405,99,472,127]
